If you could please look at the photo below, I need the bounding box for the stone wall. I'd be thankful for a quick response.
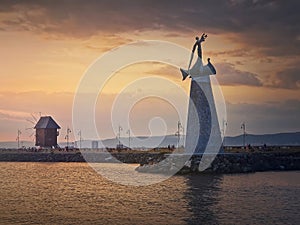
[136,152,300,174]
[0,151,165,164]
[0,151,299,174]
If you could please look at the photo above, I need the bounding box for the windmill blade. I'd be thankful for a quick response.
[30,133,36,142]
[26,118,36,125]
[31,113,38,122]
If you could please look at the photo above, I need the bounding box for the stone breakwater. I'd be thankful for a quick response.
[0,151,299,174]
[136,152,300,174]
[0,151,166,163]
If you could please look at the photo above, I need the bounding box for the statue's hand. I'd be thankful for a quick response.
[200,33,207,42]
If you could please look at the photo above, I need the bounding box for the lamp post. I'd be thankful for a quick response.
[241,122,246,148]
[78,130,82,149]
[126,129,131,149]
[16,129,21,149]
[65,127,71,148]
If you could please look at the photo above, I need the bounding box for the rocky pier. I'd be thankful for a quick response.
[136,152,300,174]
[0,150,299,174]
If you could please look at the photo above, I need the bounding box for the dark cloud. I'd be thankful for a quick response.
[0,0,299,56]
[146,60,297,90]
[146,62,264,87]
[216,63,263,86]
[207,49,253,58]
[267,67,300,89]
[216,62,300,90]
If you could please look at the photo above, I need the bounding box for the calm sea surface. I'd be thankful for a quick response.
[0,162,299,225]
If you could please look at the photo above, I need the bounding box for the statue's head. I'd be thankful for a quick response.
[195,36,199,41]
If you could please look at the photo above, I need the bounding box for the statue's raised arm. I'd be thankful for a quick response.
[188,33,207,72]
[181,33,216,81]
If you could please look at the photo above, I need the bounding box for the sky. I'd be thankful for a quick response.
[0,0,299,143]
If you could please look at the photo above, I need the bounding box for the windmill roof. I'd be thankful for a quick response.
[34,116,61,129]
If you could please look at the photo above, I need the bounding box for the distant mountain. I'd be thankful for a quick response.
[0,132,299,149]
[0,141,34,149]
[72,132,300,148]
[70,135,183,149]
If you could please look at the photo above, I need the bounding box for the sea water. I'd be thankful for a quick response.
[0,162,299,224]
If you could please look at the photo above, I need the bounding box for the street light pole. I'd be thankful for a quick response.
[65,127,71,148]
[16,129,21,149]
[241,122,246,148]
[78,130,82,149]
[222,119,227,148]
[126,129,131,149]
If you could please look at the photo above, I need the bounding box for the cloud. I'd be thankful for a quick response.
[214,62,300,90]
[147,62,265,88]
[207,49,252,58]
[0,0,299,56]
[0,91,73,121]
[215,63,263,86]
[266,67,300,89]
[0,109,30,122]
[145,63,178,76]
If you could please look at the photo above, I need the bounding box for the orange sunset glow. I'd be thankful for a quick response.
[0,0,299,144]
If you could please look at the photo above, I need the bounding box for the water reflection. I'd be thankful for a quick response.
[184,175,222,224]
[0,163,299,224]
